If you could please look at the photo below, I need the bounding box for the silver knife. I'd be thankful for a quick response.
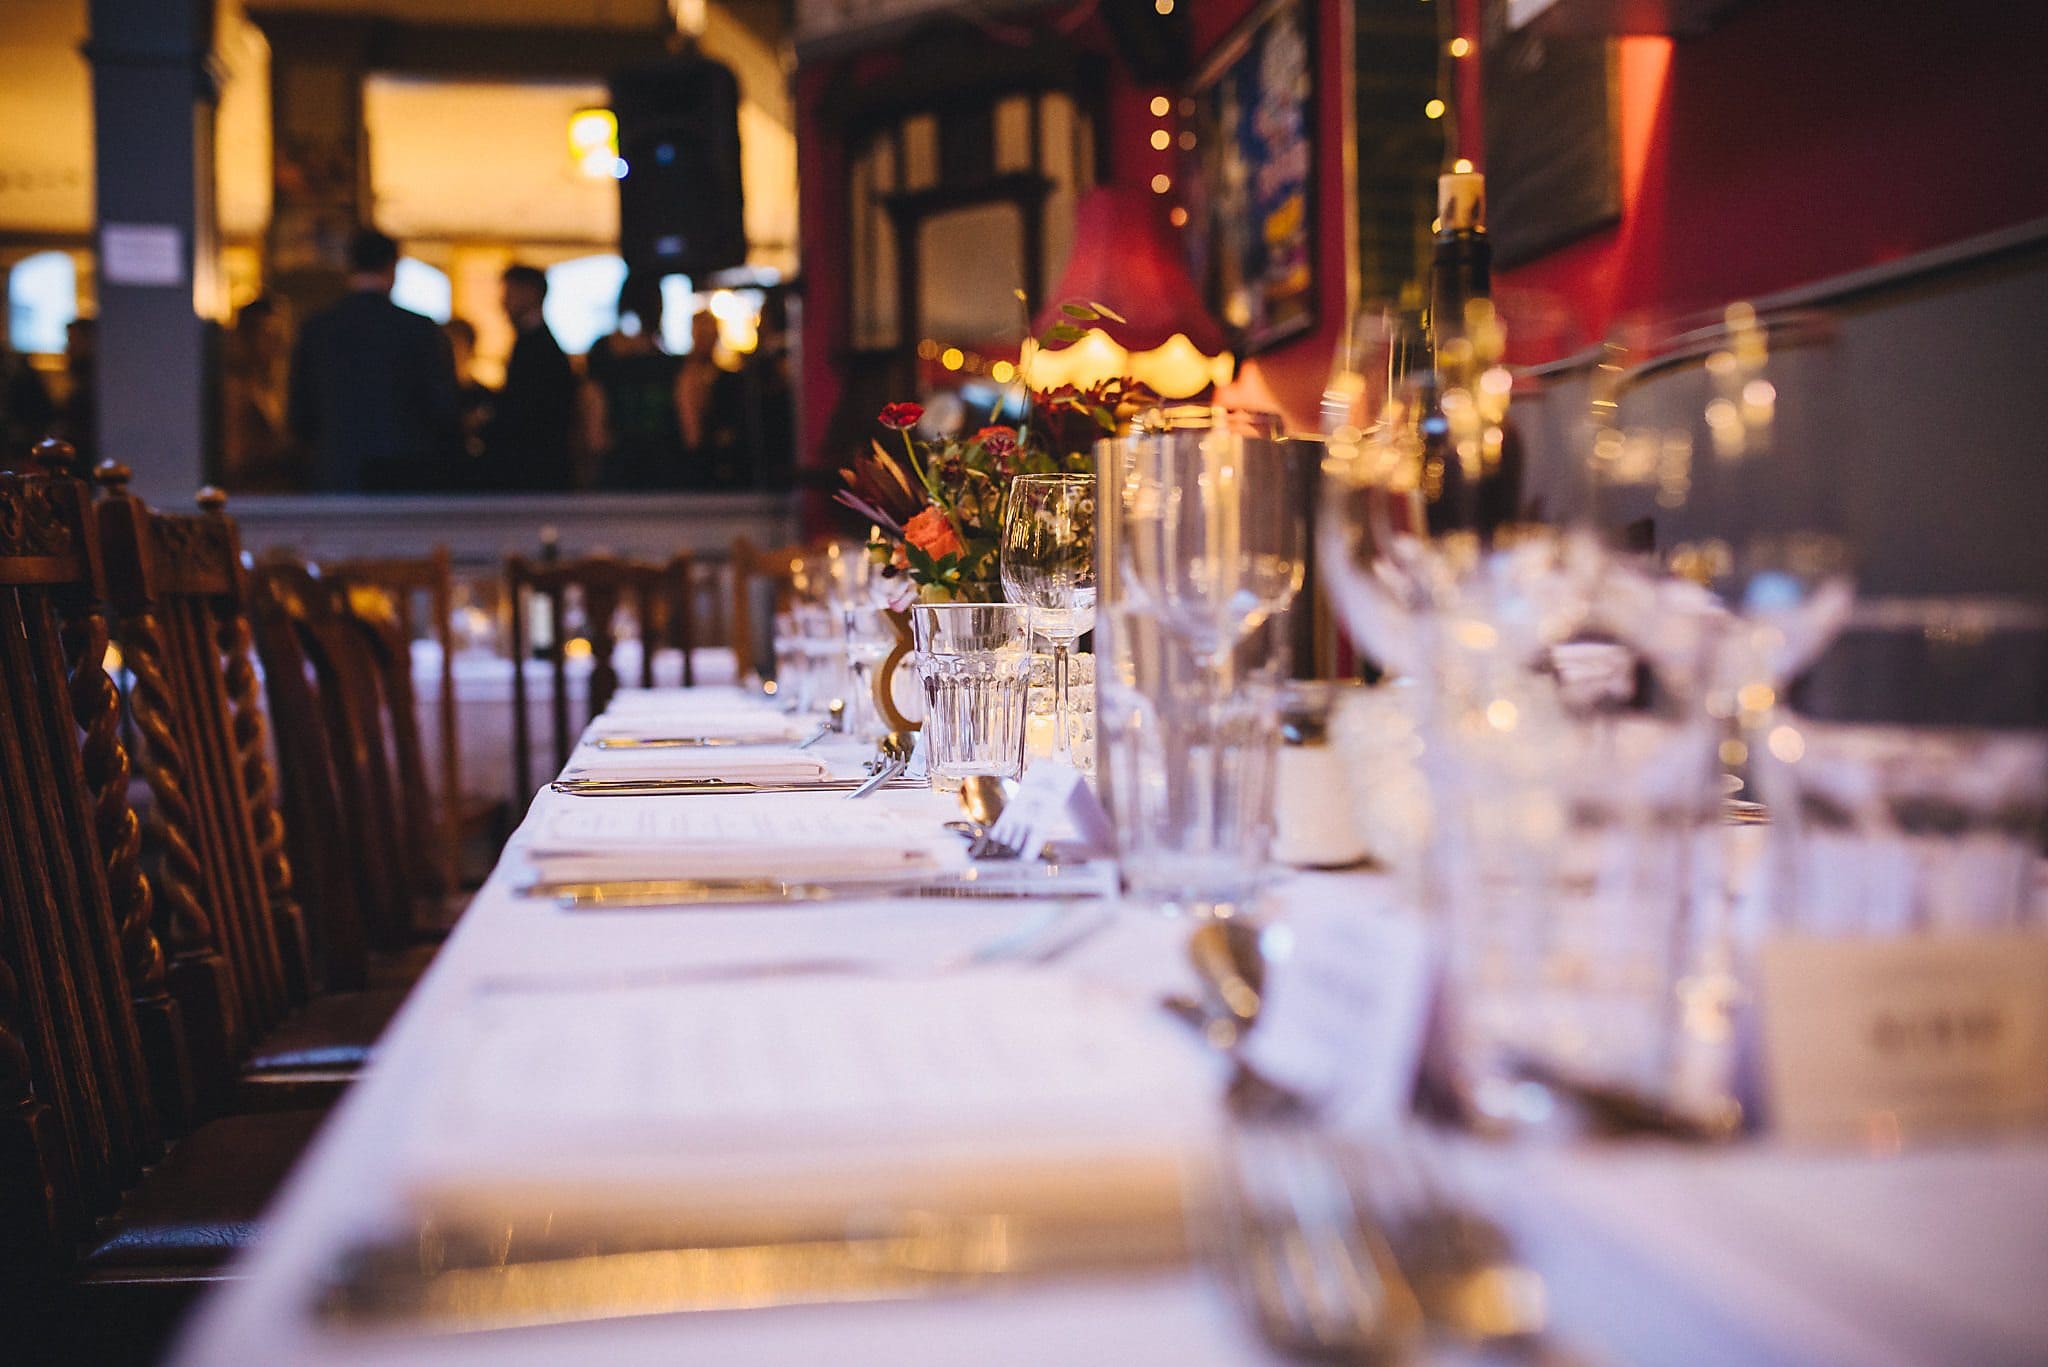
[524,875,1107,908]
[550,776,926,796]
[589,735,753,749]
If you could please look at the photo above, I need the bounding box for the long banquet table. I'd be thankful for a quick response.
[173,686,2048,1367]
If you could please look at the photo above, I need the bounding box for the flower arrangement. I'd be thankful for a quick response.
[836,301,1157,604]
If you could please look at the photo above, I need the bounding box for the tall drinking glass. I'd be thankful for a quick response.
[841,606,893,741]
[1001,474,1097,767]
[1097,408,1309,913]
[912,603,1033,791]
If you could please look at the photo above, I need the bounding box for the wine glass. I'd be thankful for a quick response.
[1112,407,1307,680]
[1591,305,1854,709]
[1000,474,1097,764]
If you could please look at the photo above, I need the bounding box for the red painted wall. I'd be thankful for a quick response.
[1496,0,2048,348]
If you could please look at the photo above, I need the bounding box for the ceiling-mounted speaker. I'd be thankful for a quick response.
[609,48,747,280]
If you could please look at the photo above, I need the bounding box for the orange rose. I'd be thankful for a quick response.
[903,505,963,560]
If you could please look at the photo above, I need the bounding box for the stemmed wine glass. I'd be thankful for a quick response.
[1112,408,1307,686]
[1000,474,1097,765]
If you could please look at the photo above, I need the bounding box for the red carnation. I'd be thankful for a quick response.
[973,425,1018,458]
[878,402,925,431]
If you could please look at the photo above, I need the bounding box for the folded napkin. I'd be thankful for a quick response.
[581,712,806,745]
[402,972,1216,1231]
[557,746,833,783]
[525,793,949,884]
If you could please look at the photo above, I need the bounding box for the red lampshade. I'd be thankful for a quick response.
[1028,187,1232,397]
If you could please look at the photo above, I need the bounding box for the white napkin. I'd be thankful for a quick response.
[581,712,806,745]
[402,972,1216,1228]
[525,794,948,883]
[558,746,832,783]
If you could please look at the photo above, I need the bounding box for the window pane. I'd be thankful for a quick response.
[8,251,77,355]
[543,254,628,355]
[392,257,452,323]
[918,202,1024,345]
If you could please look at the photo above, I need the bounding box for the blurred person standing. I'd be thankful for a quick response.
[490,264,577,490]
[583,273,683,488]
[221,297,296,489]
[289,228,462,491]
[675,308,743,489]
[1,334,56,460]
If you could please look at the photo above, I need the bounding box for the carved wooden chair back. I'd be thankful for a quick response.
[252,559,420,956]
[327,548,464,892]
[93,470,311,1093]
[0,456,185,1288]
[336,577,446,904]
[246,561,376,991]
[505,554,663,804]
[727,537,803,683]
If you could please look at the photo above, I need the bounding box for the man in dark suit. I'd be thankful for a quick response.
[288,228,461,492]
[489,264,578,490]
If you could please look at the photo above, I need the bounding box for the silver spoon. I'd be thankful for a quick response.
[957,774,1012,832]
[1162,919,1311,1119]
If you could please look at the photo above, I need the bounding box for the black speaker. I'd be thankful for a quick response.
[610,50,747,281]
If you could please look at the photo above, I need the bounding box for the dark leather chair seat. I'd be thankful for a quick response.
[367,941,442,992]
[82,1108,326,1274]
[245,987,408,1073]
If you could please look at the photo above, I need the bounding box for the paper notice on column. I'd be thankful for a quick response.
[401,970,1219,1224]
[101,223,185,286]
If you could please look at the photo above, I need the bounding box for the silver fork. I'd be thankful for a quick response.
[968,803,1034,860]
[1216,1122,1423,1363]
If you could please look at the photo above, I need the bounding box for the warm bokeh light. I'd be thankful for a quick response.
[1150,95,1171,117]
[1150,129,1171,150]
[1449,36,1472,57]
[1425,99,1446,120]
[1453,157,1474,174]
[1150,173,1171,193]
[940,346,965,371]
[990,359,1016,383]
[1155,0,1174,12]
[1169,205,1189,227]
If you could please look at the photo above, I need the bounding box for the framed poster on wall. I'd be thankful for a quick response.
[1180,0,1317,355]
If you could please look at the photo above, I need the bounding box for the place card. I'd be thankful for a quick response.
[1758,932,2048,1145]
[1240,903,1436,1125]
[996,764,1115,860]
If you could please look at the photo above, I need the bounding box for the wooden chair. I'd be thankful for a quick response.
[324,548,472,891]
[255,558,460,964]
[727,537,804,683]
[95,469,403,1114]
[506,553,666,805]
[0,456,324,1360]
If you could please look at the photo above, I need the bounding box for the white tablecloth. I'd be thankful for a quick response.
[172,687,2048,1367]
[411,642,739,803]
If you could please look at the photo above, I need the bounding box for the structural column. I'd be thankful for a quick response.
[87,0,217,505]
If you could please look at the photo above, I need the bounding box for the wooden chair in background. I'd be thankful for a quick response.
[326,547,476,890]
[506,553,665,805]
[250,559,448,992]
[727,537,804,683]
